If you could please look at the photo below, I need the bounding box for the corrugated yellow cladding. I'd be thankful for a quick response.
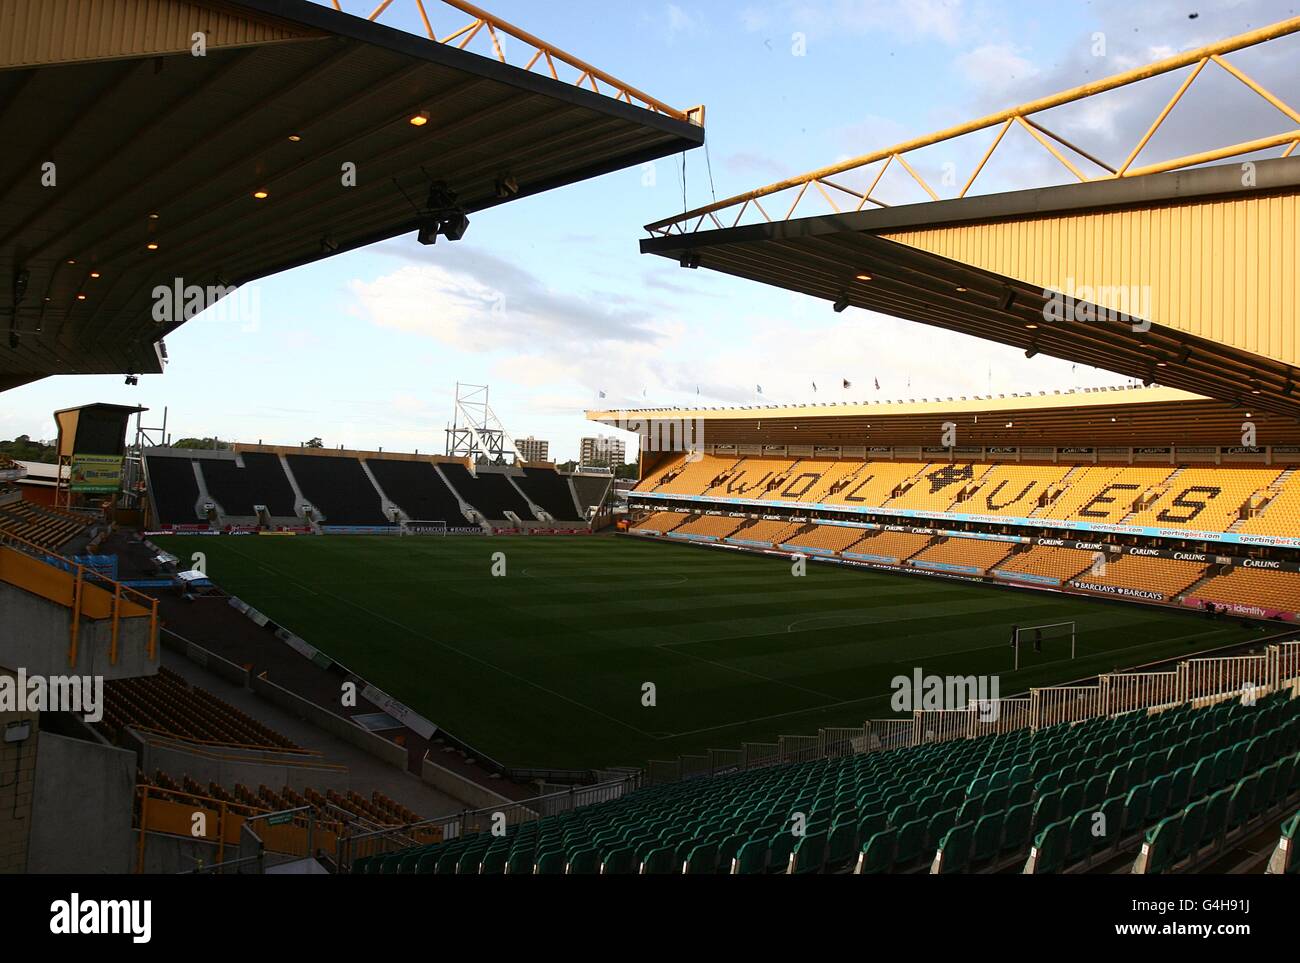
[882,192,1300,366]
[0,0,314,68]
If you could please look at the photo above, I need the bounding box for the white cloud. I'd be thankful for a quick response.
[666,3,701,35]
[954,43,1040,99]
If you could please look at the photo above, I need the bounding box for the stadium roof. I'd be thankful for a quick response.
[0,0,704,392]
[642,158,1300,425]
[588,385,1300,448]
[640,19,1300,422]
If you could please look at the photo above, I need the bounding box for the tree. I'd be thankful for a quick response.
[303,437,324,448]
[0,435,57,462]
[172,437,230,451]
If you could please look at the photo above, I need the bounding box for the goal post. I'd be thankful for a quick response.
[401,519,448,536]
[1012,621,1076,671]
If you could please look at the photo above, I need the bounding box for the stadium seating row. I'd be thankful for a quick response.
[352,689,1299,874]
[146,451,602,527]
[634,511,1300,612]
[0,498,92,550]
[99,668,300,751]
[137,771,436,838]
[638,455,1297,535]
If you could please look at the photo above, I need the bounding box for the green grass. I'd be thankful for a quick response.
[155,534,1264,771]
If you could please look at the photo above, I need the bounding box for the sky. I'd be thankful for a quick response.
[3,0,1298,461]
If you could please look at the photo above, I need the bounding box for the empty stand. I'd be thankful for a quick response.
[100,667,300,750]
[146,455,200,525]
[516,467,584,521]
[1072,555,1208,599]
[0,500,91,550]
[1240,470,1300,536]
[1129,466,1282,532]
[780,524,870,554]
[440,465,537,521]
[366,459,468,525]
[633,511,689,534]
[1041,466,1173,523]
[572,474,613,515]
[726,518,802,545]
[963,464,1071,518]
[230,452,298,517]
[912,537,1015,572]
[351,688,1298,875]
[843,530,932,562]
[672,514,744,539]
[1193,568,1300,616]
[286,455,390,525]
[996,546,1097,582]
[889,463,993,513]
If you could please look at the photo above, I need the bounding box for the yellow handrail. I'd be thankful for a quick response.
[0,528,158,666]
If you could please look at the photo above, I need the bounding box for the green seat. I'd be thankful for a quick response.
[1001,802,1034,854]
[1066,808,1096,865]
[566,848,599,875]
[535,850,566,875]
[601,847,637,875]
[1134,815,1181,875]
[932,821,973,874]
[856,810,887,846]
[856,828,896,874]
[1024,818,1069,874]
[479,848,508,875]
[894,818,927,867]
[683,842,717,874]
[1176,797,1209,863]
[1190,757,1215,798]
[927,807,959,849]
[1228,773,1258,832]
[791,830,827,874]
[767,831,798,874]
[971,812,1002,864]
[1033,789,1062,828]
[1203,787,1232,847]
[1148,774,1173,819]
[505,850,534,875]
[1122,782,1151,834]
[641,846,678,875]
[730,838,767,875]
[825,821,857,871]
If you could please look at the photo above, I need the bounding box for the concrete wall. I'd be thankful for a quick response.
[251,674,408,770]
[139,735,349,793]
[27,731,135,873]
[421,754,515,811]
[0,706,38,872]
[0,580,157,680]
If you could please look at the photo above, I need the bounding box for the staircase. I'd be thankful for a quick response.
[1233,467,1298,530]
[1178,567,1222,601]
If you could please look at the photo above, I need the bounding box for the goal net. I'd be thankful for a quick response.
[401,519,448,536]
[1011,621,1076,670]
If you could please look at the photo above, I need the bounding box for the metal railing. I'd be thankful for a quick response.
[335,770,640,872]
[646,16,1300,235]
[641,635,1300,786]
[0,527,158,667]
[319,0,703,124]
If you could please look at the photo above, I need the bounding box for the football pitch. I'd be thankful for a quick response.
[155,534,1263,771]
